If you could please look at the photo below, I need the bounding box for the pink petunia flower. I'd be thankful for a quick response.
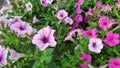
[54,4,58,10]
[80,63,88,68]
[96,1,103,9]
[9,49,26,61]
[77,0,84,5]
[40,0,48,7]
[99,16,112,30]
[0,45,8,66]
[56,10,68,20]
[32,26,56,51]
[84,28,98,38]
[116,0,120,7]
[32,16,38,24]
[10,21,35,38]
[76,7,82,14]
[109,58,120,68]
[46,0,53,4]
[64,17,73,25]
[80,52,92,63]
[75,14,83,23]
[104,32,119,47]
[26,2,33,11]
[64,29,81,42]
[102,5,112,13]
[88,38,103,53]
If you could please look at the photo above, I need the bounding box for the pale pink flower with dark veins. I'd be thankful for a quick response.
[10,21,35,38]
[9,49,26,61]
[26,2,33,11]
[56,10,68,20]
[32,26,56,51]
[64,17,73,25]
[40,0,48,7]
[88,38,103,53]
[0,45,8,66]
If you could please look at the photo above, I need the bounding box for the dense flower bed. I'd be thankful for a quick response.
[0,0,120,68]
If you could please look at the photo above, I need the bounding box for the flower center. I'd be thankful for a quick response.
[103,22,107,25]
[42,37,48,43]
[93,43,97,48]
[114,61,119,66]
[60,14,63,17]
[109,36,113,41]
[19,26,25,30]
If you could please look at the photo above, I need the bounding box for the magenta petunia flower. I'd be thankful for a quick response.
[116,0,120,7]
[84,28,98,38]
[88,38,103,53]
[26,2,33,11]
[32,26,56,51]
[64,17,73,25]
[109,58,120,68]
[10,21,35,38]
[32,16,38,24]
[77,0,84,5]
[104,32,119,47]
[0,45,8,66]
[56,10,68,20]
[9,49,26,61]
[85,8,94,17]
[40,0,48,7]
[75,14,83,23]
[96,1,103,9]
[76,7,82,14]
[99,16,111,30]
[80,52,92,63]
[80,63,88,68]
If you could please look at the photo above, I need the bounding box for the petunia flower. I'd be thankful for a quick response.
[75,14,83,23]
[80,63,88,68]
[54,3,58,10]
[102,5,112,13]
[88,38,103,53]
[64,17,73,25]
[109,58,120,68]
[104,32,119,47]
[96,1,103,9]
[32,16,38,24]
[0,45,8,66]
[26,2,33,11]
[32,26,56,51]
[10,21,35,38]
[56,10,68,20]
[84,28,98,38]
[40,0,48,7]
[46,0,53,4]
[80,52,92,63]
[7,0,11,5]
[9,49,26,61]
[116,0,120,7]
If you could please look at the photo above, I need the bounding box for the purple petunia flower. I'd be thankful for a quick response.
[32,26,56,51]
[88,38,103,53]
[56,10,68,20]
[75,14,83,23]
[54,3,58,10]
[9,49,26,61]
[0,45,8,66]
[10,21,35,38]
[104,32,119,47]
[26,2,33,11]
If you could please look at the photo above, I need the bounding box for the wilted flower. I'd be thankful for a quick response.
[80,52,92,63]
[10,21,35,38]
[104,32,119,47]
[56,10,68,20]
[64,17,73,25]
[32,16,38,24]
[40,0,48,7]
[26,2,33,11]
[102,5,112,13]
[46,0,53,4]
[88,38,103,53]
[7,0,11,5]
[109,58,120,68]
[9,49,26,61]
[32,26,56,51]
[0,45,8,66]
